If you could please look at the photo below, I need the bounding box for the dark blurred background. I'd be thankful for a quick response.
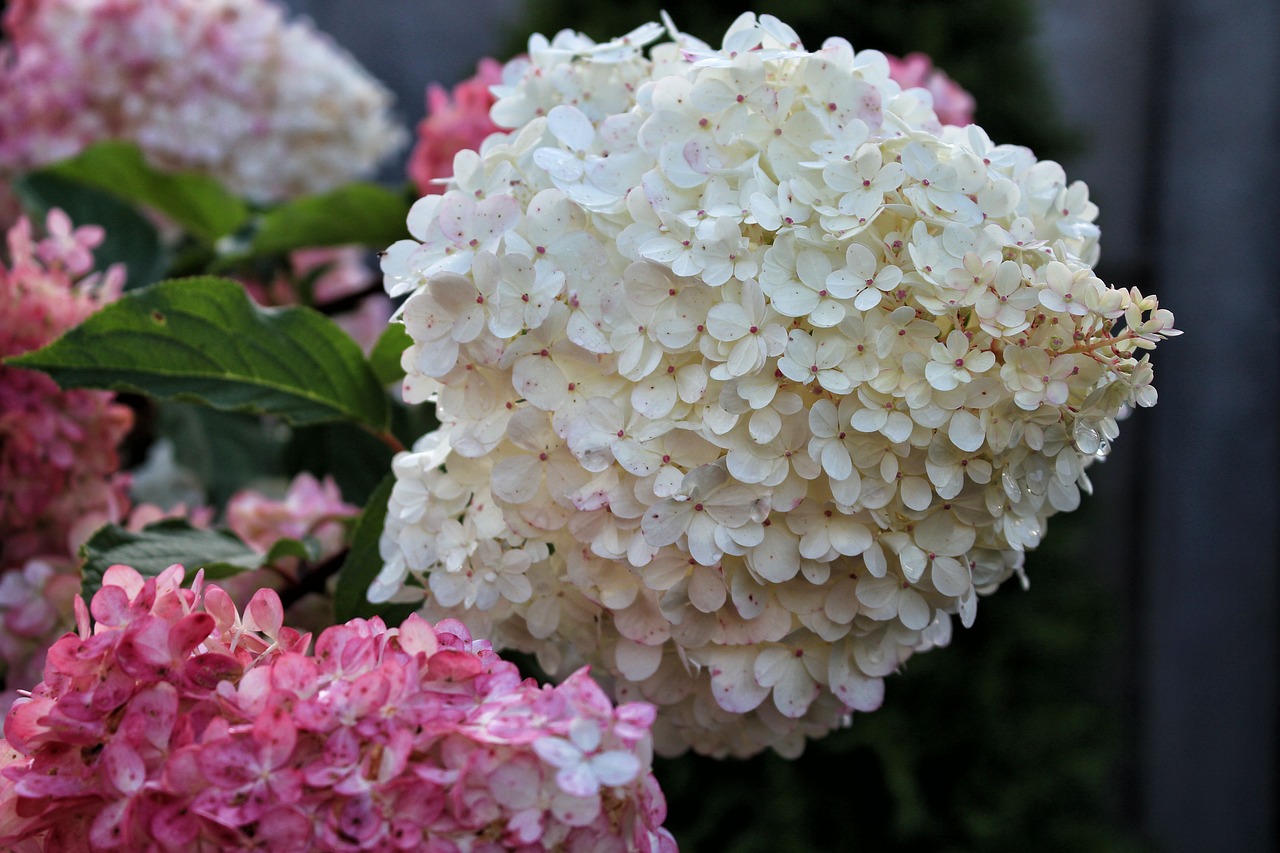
[287,1,1279,849]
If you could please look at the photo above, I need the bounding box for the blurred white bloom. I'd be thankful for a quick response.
[0,0,405,202]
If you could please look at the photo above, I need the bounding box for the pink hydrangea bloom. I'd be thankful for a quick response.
[0,565,676,851]
[0,503,220,704]
[225,472,358,557]
[1,211,132,568]
[0,0,405,203]
[408,58,504,197]
[122,502,215,533]
[886,52,976,127]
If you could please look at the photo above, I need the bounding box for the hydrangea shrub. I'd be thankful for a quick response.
[0,564,675,851]
[377,14,1177,758]
[0,0,405,202]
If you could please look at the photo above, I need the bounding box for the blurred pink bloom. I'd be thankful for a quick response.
[123,501,215,532]
[1,211,132,568]
[34,209,102,275]
[0,559,80,710]
[226,472,357,557]
[0,565,677,851]
[3,493,228,703]
[0,503,217,704]
[221,471,352,630]
[887,52,976,127]
[408,58,504,197]
[330,289,394,356]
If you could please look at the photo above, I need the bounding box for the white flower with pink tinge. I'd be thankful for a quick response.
[379,13,1177,758]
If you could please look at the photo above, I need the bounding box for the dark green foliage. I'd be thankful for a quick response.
[369,323,412,387]
[334,473,416,626]
[284,421,396,508]
[503,0,1076,158]
[41,142,250,245]
[156,402,289,507]
[221,182,413,262]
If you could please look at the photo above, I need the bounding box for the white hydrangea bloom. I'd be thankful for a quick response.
[379,14,1178,758]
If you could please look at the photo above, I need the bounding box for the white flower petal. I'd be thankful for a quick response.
[900,477,933,511]
[547,104,596,152]
[949,410,985,452]
[533,737,582,770]
[688,566,727,612]
[641,500,691,547]
[914,512,976,557]
[771,286,819,318]
[894,588,929,631]
[931,556,972,597]
[829,653,885,712]
[828,520,871,556]
[589,751,642,787]
[491,456,542,504]
[615,638,664,681]
[748,526,801,583]
[708,650,770,714]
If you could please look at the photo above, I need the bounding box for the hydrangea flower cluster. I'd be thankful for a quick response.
[0,506,213,708]
[409,59,505,198]
[403,49,968,201]
[0,0,405,203]
[0,564,675,851]
[377,14,1178,757]
[226,472,359,557]
[1,210,132,569]
[0,473,352,707]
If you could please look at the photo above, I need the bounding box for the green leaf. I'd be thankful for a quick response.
[43,142,249,244]
[264,537,320,566]
[10,276,391,431]
[286,421,394,507]
[369,322,411,387]
[155,402,288,508]
[241,183,412,259]
[369,324,441,450]
[334,474,416,625]
[80,519,261,599]
[11,172,169,291]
